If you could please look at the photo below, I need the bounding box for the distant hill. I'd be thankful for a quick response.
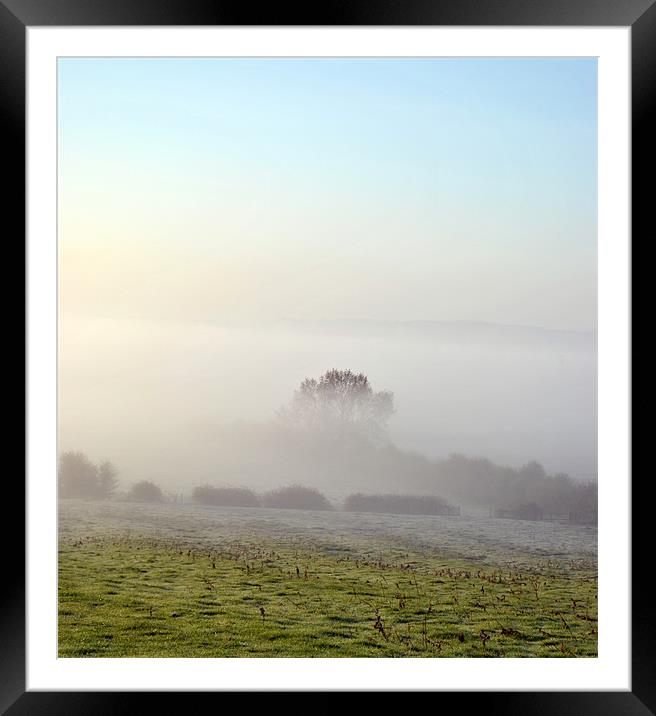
[275,319,596,352]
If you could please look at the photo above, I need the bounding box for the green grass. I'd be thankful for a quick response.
[58,502,597,657]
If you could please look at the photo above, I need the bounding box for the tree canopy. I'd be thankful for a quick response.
[58,452,119,499]
[279,369,394,444]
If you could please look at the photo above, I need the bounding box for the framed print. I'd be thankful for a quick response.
[4,0,647,712]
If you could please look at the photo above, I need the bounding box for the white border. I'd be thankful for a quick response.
[27,27,630,691]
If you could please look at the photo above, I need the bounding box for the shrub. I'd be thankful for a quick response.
[192,485,260,508]
[128,480,164,503]
[568,481,597,524]
[494,502,543,521]
[343,492,459,516]
[262,484,332,511]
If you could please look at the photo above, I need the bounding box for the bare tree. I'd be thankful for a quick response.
[279,369,394,444]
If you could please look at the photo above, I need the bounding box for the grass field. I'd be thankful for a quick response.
[58,500,597,658]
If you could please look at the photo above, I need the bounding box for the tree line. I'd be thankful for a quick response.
[58,369,597,522]
[58,452,118,499]
[58,452,164,503]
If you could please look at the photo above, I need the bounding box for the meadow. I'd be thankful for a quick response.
[58,500,597,658]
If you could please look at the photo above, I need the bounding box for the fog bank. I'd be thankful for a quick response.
[59,315,596,492]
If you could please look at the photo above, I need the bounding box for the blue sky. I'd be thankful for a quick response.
[58,58,597,331]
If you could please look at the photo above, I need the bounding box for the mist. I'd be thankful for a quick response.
[59,314,596,497]
[56,57,600,661]
[58,57,597,506]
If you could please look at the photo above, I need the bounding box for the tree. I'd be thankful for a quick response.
[519,460,547,481]
[128,480,163,502]
[98,460,119,499]
[58,451,99,498]
[279,369,394,444]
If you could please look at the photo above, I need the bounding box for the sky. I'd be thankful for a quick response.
[58,58,597,331]
[57,58,598,481]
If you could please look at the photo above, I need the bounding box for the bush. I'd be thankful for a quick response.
[128,480,163,503]
[568,481,597,524]
[192,485,260,507]
[343,492,459,516]
[262,484,332,511]
[494,502,543,521]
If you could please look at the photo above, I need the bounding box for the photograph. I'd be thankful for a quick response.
[57,55,600,659]
[6,5,644,708]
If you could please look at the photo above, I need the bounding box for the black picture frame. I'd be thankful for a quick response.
[4,0,645,712]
